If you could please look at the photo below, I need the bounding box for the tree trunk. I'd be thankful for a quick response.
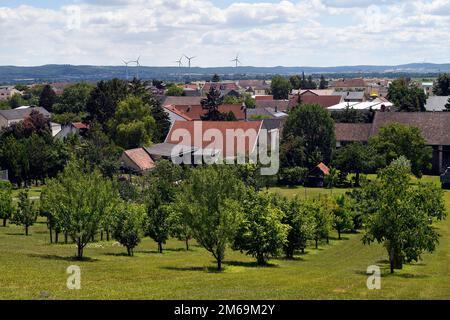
[301,247,305,254]
[217,257,222,271]
[25,225,29,236]
[389,248,395,274]
[76,239,84,260]
[55,231,59,243]
[315,238,318,249]
[185,237,189,251]
[64,232,68,244]
[257,254,266,266]
[338,229,341,240]
[49,225,53,244]
[127,247,132,256]
[158,242,163,253]
[101,231,104,241]
[2,218,6,227]
[106,231,110,241]
[326,235,330,244]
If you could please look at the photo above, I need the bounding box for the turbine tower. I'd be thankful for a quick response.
[175,56,184,82]
[231,53,241,68]
[122,59,132,80]
[184,54,196,78]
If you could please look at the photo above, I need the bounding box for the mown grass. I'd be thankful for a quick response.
[0,177,448,300]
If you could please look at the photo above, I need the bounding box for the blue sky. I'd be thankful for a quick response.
[0,1,449,67]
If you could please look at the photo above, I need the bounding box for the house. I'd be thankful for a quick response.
[422,82,434,96]
[247,107,288,120]
[294,89,335,96]
[308,163,330,187]
[54,122,90,139]
[335,112,450,174]
[119,148,156,174]
[164,104,247,126]
[333,91,366,102]
[329,78,368,92]
[0,86,22,101]
[298,95,343,108]
[201,82,239,95]
[161,96,203,107]
[425,96,449,111]
[255,99,290,112]
[0,107,51,130]
[165,120,263,161]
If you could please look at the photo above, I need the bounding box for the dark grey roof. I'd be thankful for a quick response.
[144,143,198,158]
[425,96,449,111]
[0,107,50,121]
[260,119,285,131]
[333,91,365,101]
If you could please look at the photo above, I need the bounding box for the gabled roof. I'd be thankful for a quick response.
[162,96,203,107]
[145,143,198,158]
[335,123,372,142]
[203,82,239,92]
[333,91,365,101]
[299,95,343,108]
[122,148,155,171]
[330,78,367,88]
[371,112,450,146]
[176,104,246,120]
[255,100,290,112]
[164,105,193,121]
[0,107,50,121]
[165,121,263,158]
[72,122,89,129]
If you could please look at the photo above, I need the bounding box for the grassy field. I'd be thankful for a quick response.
[0,177,449,300]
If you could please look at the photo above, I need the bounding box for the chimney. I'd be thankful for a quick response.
[242,102,247,122]
[275,106,278,113]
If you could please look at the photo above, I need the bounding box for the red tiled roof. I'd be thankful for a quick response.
[255,95,273,101]
[166,121,263,158]
[316,162,330,175]
[330,78,367,88]
[123,148,155,171]
[203,82,239,92]
[72,122,89,129]
[164,105,192,121]
[173,104,245,120]
[162,96,203,107]
[299,95,343,108]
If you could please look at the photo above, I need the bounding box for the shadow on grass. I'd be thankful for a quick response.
[28,253,98,262]
[225,260,279,268]
[103,252,134,257]
[135,248,189,254]
[354,269,429,279]
[161,265,221,273]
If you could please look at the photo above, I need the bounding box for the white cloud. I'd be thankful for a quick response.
[0,0,449,66]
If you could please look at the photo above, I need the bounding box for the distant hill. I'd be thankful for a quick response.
[1,63,449,84]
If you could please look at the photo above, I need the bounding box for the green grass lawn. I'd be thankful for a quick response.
[0,177,449,300]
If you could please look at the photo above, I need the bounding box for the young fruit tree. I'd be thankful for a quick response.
[331,195,354,240]
[144,160,183,253]
[0,181,13,227]
[174,165,244,271]
[41,160,119,259]
[233,190,290,265]
[277,195,315,258]
[12,190,37,236]
[310,199,332,249]
[356,156,446,273]
[112,203,146,256]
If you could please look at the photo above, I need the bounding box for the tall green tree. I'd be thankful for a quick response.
[174,166,245,271]
[388,78,426,112]
[275,195,315,258]
[369,123,432,177]
[12,190,37,236]
[0,181,13,227]
[331,195,353,240]
[282,104,335,167]
[357,157,446,273]
[53,82,93,114]
[112,203,146,256]
[432,73,450,96]
[333,142,375,187]
[86,78,128,125]
[39,85,57,111]
[41,160,119,259]
[271,75,292,100]
[109,95,155,149]
[319,75,327,89]
[233,191,289,265]
[144,160,183,253]
[201,87,228,121]
[311,199,332,249]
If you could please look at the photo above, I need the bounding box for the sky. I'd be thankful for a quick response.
[1,0,450,67]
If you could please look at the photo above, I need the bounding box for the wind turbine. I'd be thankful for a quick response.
[175,56,184,81]
[122,59,133,80]
[184,54,196,79]
[231,53,241,68]
[130,56,141,79]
